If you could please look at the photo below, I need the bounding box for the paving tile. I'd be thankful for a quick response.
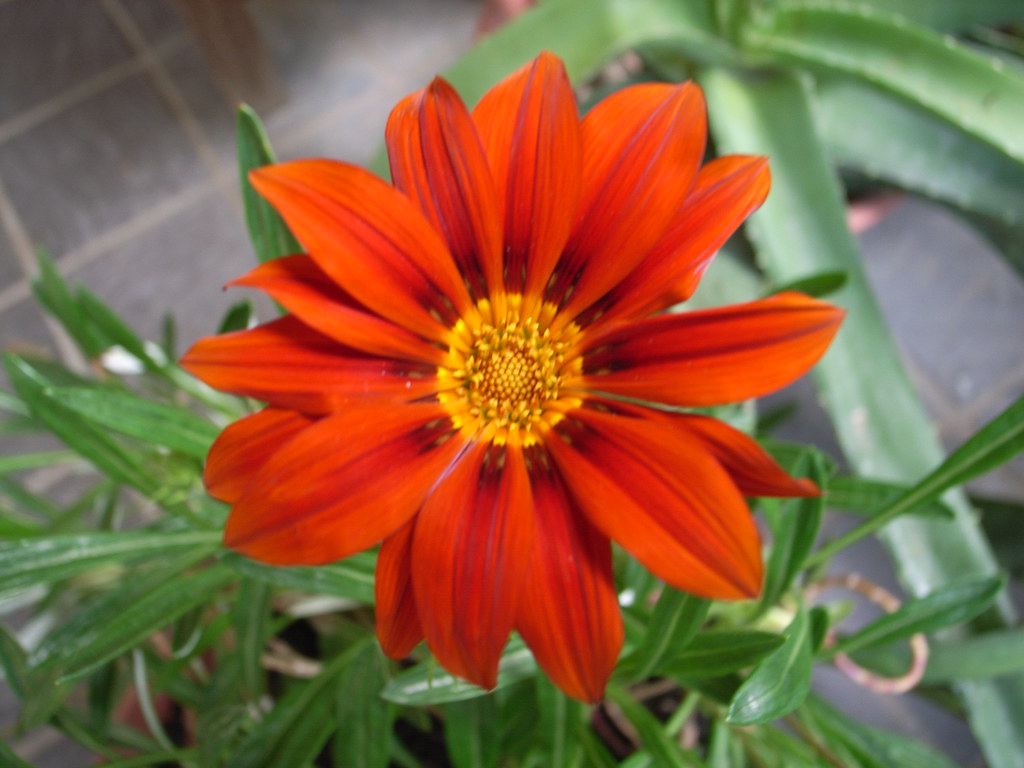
[0,72,208,258]
[0,0,132,122]
[119,0,187,45]
[66,188,268,354]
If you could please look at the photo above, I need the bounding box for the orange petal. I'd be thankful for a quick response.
[595,155,771,324]
[516,451,621,703]
[545,404,763,599]
[554,82,706,320]
[181,316,439,414]
[250,160,471,340]
[223,403,465,564]
[472,51,582,299]
[412,442,534,690]
[230,255,444,365]
[574,292,844,407]
[673,414,820,498]
[387,77,503,300]
[376,519,424,658]
[204,407,316,504]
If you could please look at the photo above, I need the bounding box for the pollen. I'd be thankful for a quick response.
[438,295,581,444]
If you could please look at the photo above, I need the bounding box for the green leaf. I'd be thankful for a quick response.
[0,739,37,768]
[218,299,256,334]
[922,628,1024,683]
[826,475,955,519]
[815,76,1024,228]
[770,270,848,298]
[445,697,501,768]
[758,451,827,612]
[334,642,396,768]
[810,0,1024,32]
[236,105,302,263]
[749,4,1024,165]
[728,607,812,725]
[626,588,709,680]
[801,694,962,768]
[49,385,219,459]
[220,550,376,605]
[76,286,160,370]
[701,65,1024,765]
[5,355,158,495]
[661,630,786,678]
[535,676,586,768]
[832,575,1004,655]
[607,686,702,768]
[233,578,271,701]
[31,250,105,359]
[381,638,536,705]
[225,637,370,768]
[0,449,79,475]
[0,529,220,596]
[33,557,233,682]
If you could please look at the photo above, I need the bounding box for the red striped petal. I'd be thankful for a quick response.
[472,51,582,299]
[516,451,621,702]
[673,414,820,498]
[376,519,424,658]
[554,82,706,319]
[230,255,444,365]
[249,160,471,340]
[387,77,503,300]
[594,155,771,324]
[412,442,534,690]
[545,404,763,599]
[574,293,844,407]
[180,316,439,414]
[204,407,316,504]
[223,403,465,564]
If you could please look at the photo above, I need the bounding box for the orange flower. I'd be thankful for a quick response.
[182,52,843,702]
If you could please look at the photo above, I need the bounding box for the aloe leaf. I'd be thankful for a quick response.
[700,65,1024,768]
[749,4,1024,165]
[924,628,1024,682]
[814,76,1024,228]
[236,105,302,264]
[805,0,1024,31]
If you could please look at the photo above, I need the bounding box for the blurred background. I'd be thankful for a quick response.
[1,1,1022,765]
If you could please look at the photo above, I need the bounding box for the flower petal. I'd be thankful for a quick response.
[516,450,621,703]
[181,316,439,414]
[223,403,466,564]
[594,155,771,324]
[204,407,316,504]
[230,255,444,365]
[249,160,472,340]
[673,414,820,498]
[376,519,424,658]
[472,51,582,300]
[412,442,534,690]
[573,292,844,407]
[387,77,503,300]
[545,404,763,599]
[554,82,706,320]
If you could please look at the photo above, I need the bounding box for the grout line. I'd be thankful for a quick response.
[0,35,188,147]
[98,0,237,207]
[0,176,86,369]
[0,180,218,315]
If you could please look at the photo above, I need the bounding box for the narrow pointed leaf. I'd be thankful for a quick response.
[607,686,701,768]
[833,575,1004,655]
[661,630,786,679]
[728,607,812,725]
[445,697,501,768]
[237,105,302,263]
[334,642,395,768]
[220,550,376,604]
[826,475,954,519]
[626,588,709,680]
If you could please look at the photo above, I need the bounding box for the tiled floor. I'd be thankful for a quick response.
[1,1,1022,766]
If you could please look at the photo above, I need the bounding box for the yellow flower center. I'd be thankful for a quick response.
[438,295,581,446]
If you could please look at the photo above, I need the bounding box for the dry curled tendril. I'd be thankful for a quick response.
[805,573,929,695]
